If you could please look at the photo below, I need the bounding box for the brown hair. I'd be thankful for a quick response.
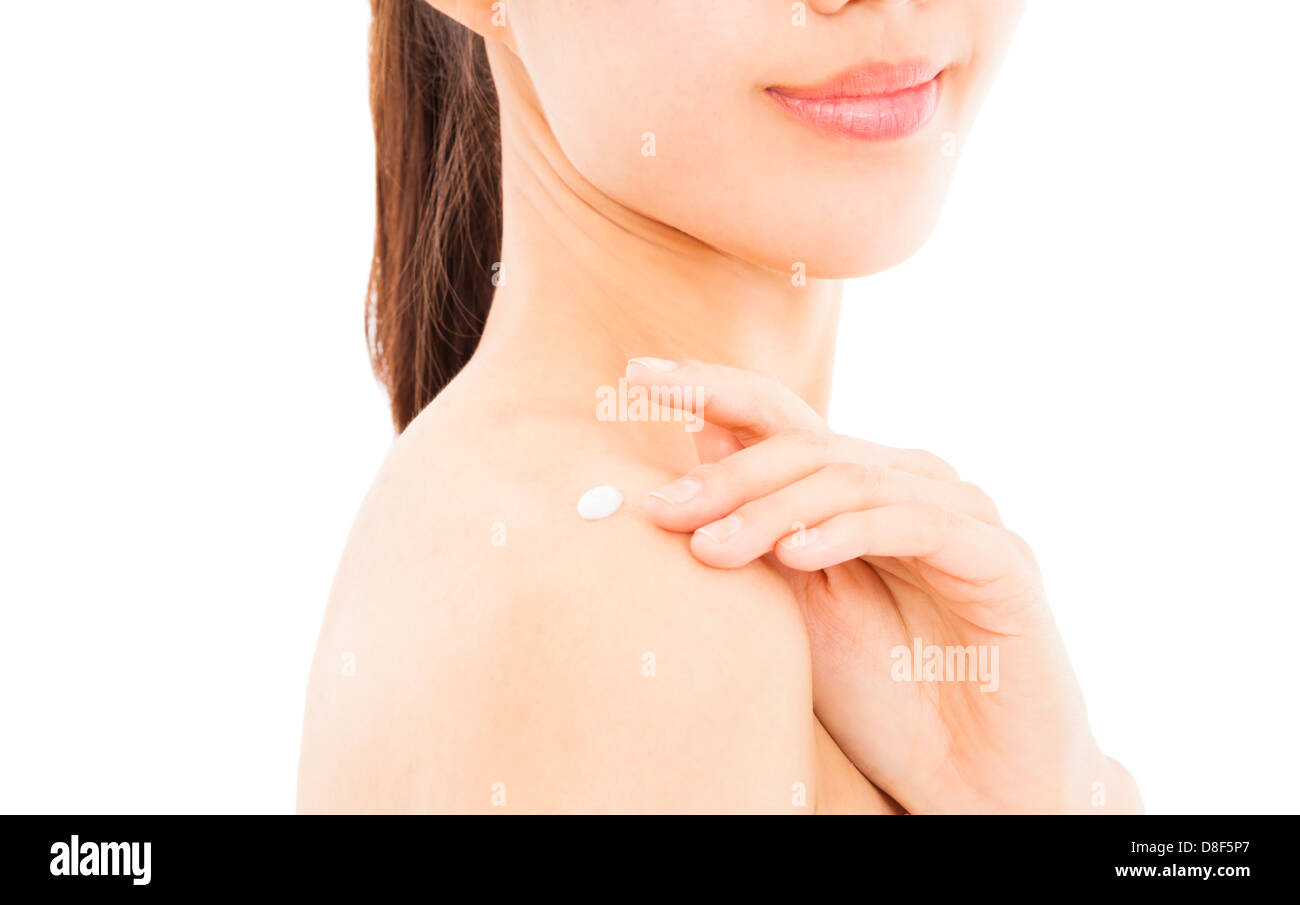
[367,0,502,430]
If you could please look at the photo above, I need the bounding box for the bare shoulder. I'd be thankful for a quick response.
[297,392,819,813]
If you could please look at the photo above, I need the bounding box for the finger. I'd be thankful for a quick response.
[691,421,743,465]
[685,463,1000,569]
[626,358,958,480]
[625,358,823,444]
[648,440,1000,535]
[773,501,1029,588]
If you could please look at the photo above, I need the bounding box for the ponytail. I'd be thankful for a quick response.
[367,0,502,430]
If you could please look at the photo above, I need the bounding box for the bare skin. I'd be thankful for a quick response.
[297,38,898,811]
[630,359,1141,813]
[297,366,899,812]
[298,0,1137,813]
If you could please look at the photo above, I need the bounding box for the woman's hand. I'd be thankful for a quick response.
[628,358,1140,814]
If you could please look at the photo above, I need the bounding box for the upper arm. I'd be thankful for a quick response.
[299,465,821,813]
[473,522,818,813]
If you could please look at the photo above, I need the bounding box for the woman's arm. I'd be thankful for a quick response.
[630,358,1142,814]
[298,438,835,813]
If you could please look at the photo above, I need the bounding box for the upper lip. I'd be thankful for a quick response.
[768,59,943,100]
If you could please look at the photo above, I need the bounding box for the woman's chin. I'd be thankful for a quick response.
[720,196,950,282]
[761,228,939,282]
[812,244,929,281]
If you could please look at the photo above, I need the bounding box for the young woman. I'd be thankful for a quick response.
[297,0,1141,814]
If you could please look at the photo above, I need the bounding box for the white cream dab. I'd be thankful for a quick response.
[577,485,623,520]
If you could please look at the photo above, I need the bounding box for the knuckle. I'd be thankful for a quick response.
[1006,529,1038,565]
[785,428,831,456]
[826,461,878,490]
[958,481,1003,525]
[998,531,1043,593]
[907,448,959,482]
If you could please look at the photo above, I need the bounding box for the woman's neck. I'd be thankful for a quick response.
[473,66,843,420]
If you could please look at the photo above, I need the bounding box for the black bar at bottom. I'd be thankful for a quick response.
[1,814,1284,892]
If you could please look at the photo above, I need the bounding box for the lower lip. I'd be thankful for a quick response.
[767,74,941,141]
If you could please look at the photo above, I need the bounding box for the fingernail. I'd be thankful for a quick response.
[628,357,677,372]
[780,528,819,549]
[695,515,742,544]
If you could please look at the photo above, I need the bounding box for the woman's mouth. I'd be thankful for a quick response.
[766,59,943,141]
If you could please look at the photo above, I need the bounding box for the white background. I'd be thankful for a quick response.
[1,2,1295,814]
